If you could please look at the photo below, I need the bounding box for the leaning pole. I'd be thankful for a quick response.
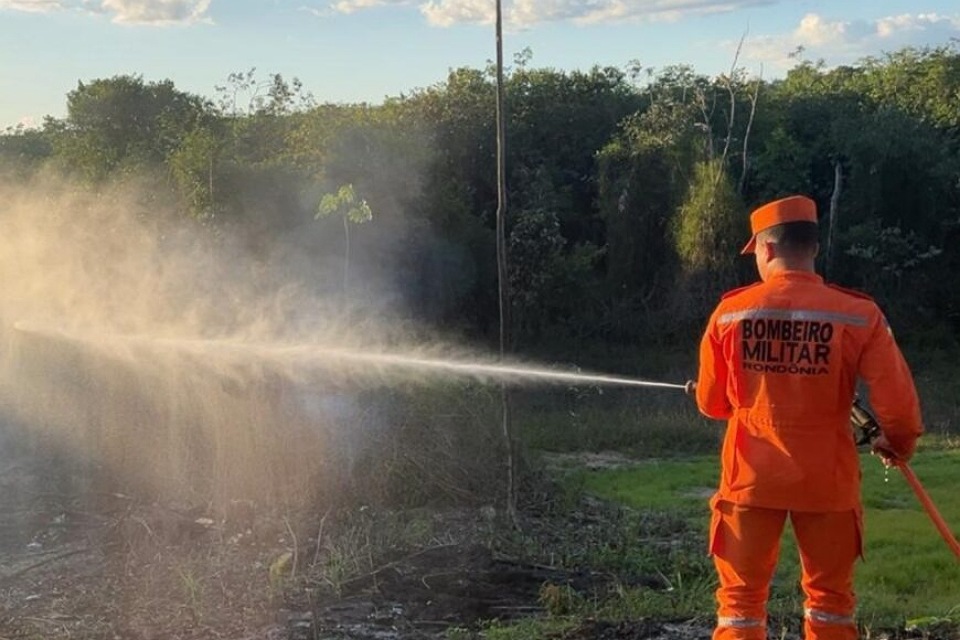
[494,0,516,521]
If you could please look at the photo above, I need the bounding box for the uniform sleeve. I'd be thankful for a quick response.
[858,309,924,460]
[696,308,733,420]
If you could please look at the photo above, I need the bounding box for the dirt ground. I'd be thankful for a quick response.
[0,495,707,640]
[0,456,951,640]
[0,451,717,640]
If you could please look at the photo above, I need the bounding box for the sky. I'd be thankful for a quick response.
[2,0,959,129]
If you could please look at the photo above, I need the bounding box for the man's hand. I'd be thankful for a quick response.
[871,434,904,467]
[684,380,697,397]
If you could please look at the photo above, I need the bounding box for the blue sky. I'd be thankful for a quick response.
[2,0,959,129]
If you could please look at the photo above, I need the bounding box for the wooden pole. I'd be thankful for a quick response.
[494,0,516,521]
[825,159,842,279]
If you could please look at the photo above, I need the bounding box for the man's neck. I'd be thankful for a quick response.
[767,259,817,274]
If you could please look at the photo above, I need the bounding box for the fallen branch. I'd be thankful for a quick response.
[311,507,331,569]
[335,543,464,592]
[0,546,96,584]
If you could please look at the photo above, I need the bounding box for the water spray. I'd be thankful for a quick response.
[314,348,687,390]
[12,323,687,391]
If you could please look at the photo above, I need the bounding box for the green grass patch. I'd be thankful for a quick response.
[578,458,719,513]
[577,450,960,628]
[475,617,576,640]
[515,392,720,458]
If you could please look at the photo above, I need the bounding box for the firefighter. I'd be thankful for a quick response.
[689,195,924,640]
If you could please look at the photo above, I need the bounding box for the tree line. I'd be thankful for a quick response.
[2,46,959,353]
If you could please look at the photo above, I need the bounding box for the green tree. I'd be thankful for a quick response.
[169,123,224,218]
[672,159,745,322]
[54,75,209,181]
[0,124,53,176]
[505,64,641,245]
[316,184,373,293]
[594,73,710,340]
[855,45,960,131]
[214,68,313,118]
[674,159,744,272]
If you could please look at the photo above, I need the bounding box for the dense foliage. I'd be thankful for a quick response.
[3,46,959,351]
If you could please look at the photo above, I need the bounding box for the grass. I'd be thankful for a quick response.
[574,447,960,630]
[515,386,719,458]
[493,342,960,637]
[857,449,960,626]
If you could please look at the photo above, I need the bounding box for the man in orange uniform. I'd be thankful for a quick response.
[691,195,923,640]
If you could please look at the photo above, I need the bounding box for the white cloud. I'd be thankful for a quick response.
[794,12,848,47]
[420,0,490,27]
[742,12,960,73]
[323,0,775,27]
[876,12,960,39]
[330,0,403,14]
[1,0,212,24]
[0,0,67,12]
[99,0,212,24]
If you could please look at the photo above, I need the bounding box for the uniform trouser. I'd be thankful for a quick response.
[710,499,862,640]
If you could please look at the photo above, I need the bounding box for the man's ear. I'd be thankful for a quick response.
[759,239,777,262]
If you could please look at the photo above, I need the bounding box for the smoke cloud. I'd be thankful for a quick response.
[0,174,424,507]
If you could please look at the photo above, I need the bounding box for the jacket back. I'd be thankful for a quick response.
[695,270,923,511]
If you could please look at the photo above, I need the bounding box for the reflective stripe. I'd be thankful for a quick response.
[717,308,868,327]
[805,608,855,625]
[717,616,764,629]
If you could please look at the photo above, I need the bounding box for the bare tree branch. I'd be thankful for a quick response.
[739,65,763,195]
[715,31,746,191]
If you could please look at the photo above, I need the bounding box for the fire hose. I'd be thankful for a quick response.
[851,398,960,560]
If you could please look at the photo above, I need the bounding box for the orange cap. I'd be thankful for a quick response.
[741,195,818,254]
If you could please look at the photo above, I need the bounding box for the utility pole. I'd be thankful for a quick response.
[494,0,516,522]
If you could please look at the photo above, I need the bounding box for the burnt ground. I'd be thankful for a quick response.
[0,454,714,640]
[0,498,707,639]
[0,458,954,640]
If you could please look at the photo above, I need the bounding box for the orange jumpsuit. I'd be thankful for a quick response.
[696,270,923,640]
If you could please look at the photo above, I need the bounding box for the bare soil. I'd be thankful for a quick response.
[0,458,952,640]
[0,454,704,640]
[0,496,668,639]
